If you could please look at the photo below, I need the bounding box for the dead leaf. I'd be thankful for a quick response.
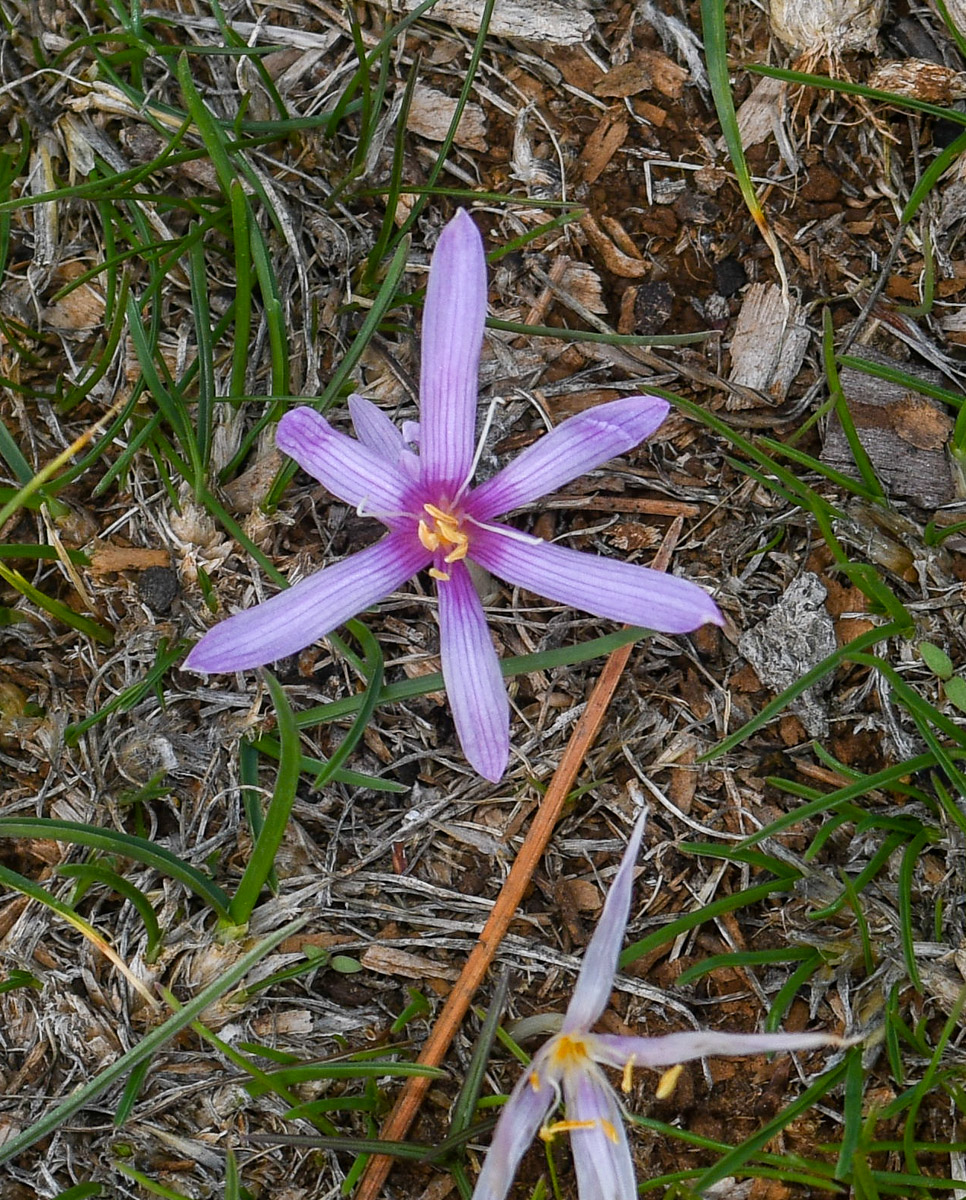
[361,945,459,981]
[407,85,488,151]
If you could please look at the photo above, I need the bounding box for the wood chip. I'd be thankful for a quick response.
[728,283,809,403]
[90,544,171,574]
[388,0,594,44]
[821,350,955,508]
[579,212,649,278]
[407,85,488,151]
[737,573,838,738]
[579,115,629,184]
[361,945,459,981]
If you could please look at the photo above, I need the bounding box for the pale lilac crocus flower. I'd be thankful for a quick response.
[184,210,722,780]
[471,810,849,1200]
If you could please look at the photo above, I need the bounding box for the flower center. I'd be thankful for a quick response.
[418,503,470,582]
[548,1033,590,1070]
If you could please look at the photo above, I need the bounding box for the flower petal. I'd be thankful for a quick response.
[470,1061,556,1200]
[276,406,413,520]
[436,560,509,781]
[184,533,430,672]
[420,210,486,495]
[470,396,670,521]
[590,1029,848,1071]
[563,1067,636,1200]
[563,809,648,1032]
[470,526,723,633]
[347,393,406,461]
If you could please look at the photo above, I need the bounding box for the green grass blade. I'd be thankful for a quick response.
[64,638,187,745]
[0,817,231,919]
[228,671,301,926]
[58,862,162,960]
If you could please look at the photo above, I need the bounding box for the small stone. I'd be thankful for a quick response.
[714,255,747,297]
[138,566,179,614]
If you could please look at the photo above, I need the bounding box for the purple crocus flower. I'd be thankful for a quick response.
[184,210,722,780]
[471,810,850,1200]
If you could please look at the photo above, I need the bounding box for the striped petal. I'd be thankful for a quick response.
[276,406,413,521]
[420,210,486,496]
[184,533,430,672]
[436,559,509,781]
[470,526,723,633]
[564,1068,636,1200]
[470,396,670,521]
[347,393,406,461]
[590,1029,849,1070]
[469,1059,556,1200]
[563,809,647,1033]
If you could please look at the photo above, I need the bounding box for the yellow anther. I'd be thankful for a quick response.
[429,567,451,582]
[528,1070,541,1092]
[622,1055,636,1094]
[418,519,440,553]
[601,1119,619,1144]
[655,1063,684,1100]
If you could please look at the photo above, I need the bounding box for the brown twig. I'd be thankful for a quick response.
[354,516,686,1200]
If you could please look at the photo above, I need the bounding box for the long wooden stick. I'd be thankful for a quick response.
[354,517,685,1200]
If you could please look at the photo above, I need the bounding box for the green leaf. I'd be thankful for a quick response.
[919,641,954,681]
[943,676,966,715]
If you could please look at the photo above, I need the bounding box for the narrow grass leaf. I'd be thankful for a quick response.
[835,1047,868,1181]
[228,671,300,926]
[701,0,785,288]
[822,308,885,502]
[65,638,187,745]
[0,817,232,919]
[0,561,113,644]
[187,223,215,476]
[703,623,904,761]
[620,877,797,969]
[693,1059,849,1191]
[58,862,163,960]
[898,829,929,993]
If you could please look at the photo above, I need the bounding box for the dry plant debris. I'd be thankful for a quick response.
[1,0,966,1197]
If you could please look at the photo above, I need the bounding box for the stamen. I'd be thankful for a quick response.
[601,1119,619,1144]
[429,567,451,582]
[655,1063,684,1100]
[528,1070,541,1092]
[464,514,542,545]
[453,395,502,502]
[622,1055,636,1094]
[538,1119,598,1142]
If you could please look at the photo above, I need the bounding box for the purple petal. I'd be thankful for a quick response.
[562,810,648,1032]
[590,1029,847,1070]
[470,1059,556,1200]
[470,526,723,633]
[470,396,670,521]
[347,394,406,461]
[563,1067,635,1200]
[184,533,430,672]
[420,210,486,496]
[436,560,509,781]
[276,407,413,521]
